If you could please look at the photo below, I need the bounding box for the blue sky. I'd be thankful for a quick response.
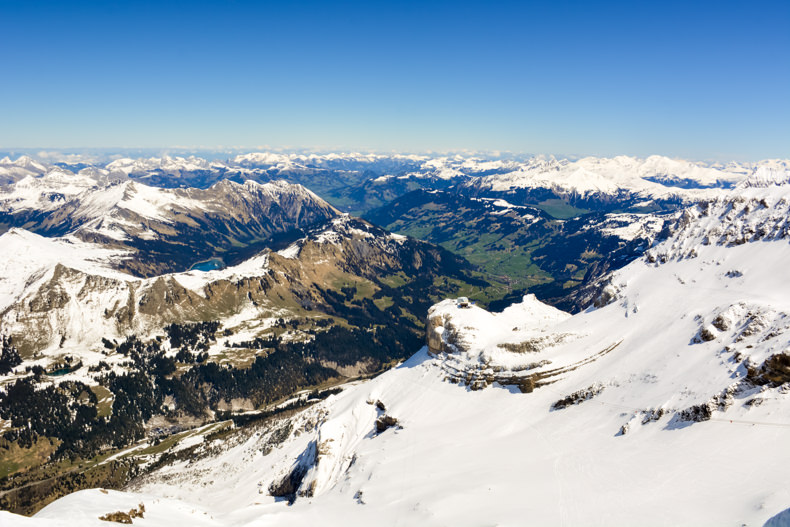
[1,0,788,160]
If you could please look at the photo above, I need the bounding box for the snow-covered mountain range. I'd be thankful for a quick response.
[3,161,790,526]
[3,152,788,203]
[2,152,790,526]
[0,174,338,276]
[0,156,50,186]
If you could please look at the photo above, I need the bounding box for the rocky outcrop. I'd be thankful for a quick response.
[424,297,620,392]
[268,441,316,504]
[646,192,790,265]
[747,352,790,387]
[426,311,451,355]
[551,384,605,410]
[426,307,476,356]
[375,415,400,433]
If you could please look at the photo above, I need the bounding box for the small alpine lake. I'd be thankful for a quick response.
[189,257,225,272]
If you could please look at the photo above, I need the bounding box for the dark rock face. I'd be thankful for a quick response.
[711,314,730,331]
[375,415,400,433]
[698,327,717,342]
[268,464,309,503]
[269,441,317,504]
[551,384,605,411]
[748,353,790,387]
[677,403,713,423]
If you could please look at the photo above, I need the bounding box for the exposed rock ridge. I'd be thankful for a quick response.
[646,189,790,264]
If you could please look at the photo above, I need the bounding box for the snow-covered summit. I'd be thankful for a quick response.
[0,174,338,247]
[426,295,570,361]
[275,214,404,251]
[736,161,790,189]
[105,155,222,175]
[209,178,327,202]
[0,228,135,312]
[0,155,50,185]
[471,154,756,199]
[233,151,426,168]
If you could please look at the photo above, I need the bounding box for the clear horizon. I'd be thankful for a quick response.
[3,1,789,162]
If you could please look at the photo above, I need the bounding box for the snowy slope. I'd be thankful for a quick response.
[471,154,752,198]
[0,225,272,361]
[459,155,790,206]
[140,181,788,526]
[4,182,789,526]
[0,169,105,213]
[0,223,265,363]
[0,229,135,312]
[0,156,50,185]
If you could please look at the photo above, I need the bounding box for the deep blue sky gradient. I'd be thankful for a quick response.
[2,0,788,160]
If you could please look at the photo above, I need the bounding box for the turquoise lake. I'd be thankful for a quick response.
[189,258,225,272]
